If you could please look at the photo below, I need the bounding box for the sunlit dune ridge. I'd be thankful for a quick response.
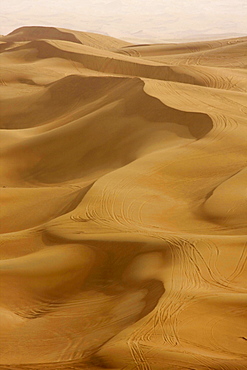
[0,26,247,370]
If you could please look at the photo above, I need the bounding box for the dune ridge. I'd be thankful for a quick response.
[0,26,247,370]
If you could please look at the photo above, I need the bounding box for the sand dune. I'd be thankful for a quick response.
[0,26,247,370]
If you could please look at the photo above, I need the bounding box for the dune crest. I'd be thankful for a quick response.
[0,27,247,370]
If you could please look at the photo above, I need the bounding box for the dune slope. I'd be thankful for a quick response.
[0,26,247,370]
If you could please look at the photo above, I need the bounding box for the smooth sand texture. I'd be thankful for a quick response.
[0,26,247,370]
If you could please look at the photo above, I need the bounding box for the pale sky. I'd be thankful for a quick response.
[1,0,247,42]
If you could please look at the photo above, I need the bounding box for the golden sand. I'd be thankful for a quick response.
[0,26,247,370]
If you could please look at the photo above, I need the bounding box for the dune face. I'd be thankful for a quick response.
[0,26,247,370]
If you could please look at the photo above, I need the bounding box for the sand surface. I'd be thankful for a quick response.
[0,26,247,370]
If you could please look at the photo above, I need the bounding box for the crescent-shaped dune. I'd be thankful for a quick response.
[0,26,247,370]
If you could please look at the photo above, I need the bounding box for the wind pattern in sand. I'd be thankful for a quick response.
[0,26,247,370]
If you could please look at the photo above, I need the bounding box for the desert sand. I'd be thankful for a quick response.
[0,26,247,370]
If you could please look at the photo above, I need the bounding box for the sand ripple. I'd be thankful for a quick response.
[0,26,247,369]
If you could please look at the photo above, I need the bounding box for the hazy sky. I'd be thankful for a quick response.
[1,0,247,41]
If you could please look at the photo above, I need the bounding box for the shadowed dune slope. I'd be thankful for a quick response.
[2,26,130,49]
[0,27,247,370]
